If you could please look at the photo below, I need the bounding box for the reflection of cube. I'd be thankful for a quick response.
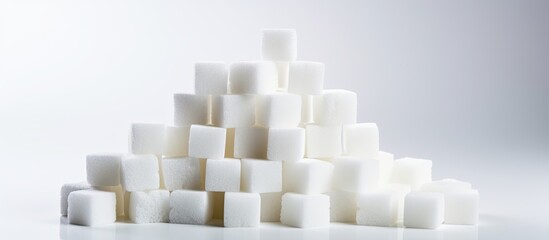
[403,192,444,229]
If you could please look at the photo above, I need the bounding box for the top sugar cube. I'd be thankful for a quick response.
[261,29,297,61]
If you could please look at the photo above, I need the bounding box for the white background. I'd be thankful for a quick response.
[1,0,548,239]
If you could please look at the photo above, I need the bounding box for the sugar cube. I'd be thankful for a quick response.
[314,89,357,126]
[163,126,190,157]
[261,29,297,61]
[241,158,282,193]
[211,94,255,128]
[256,93,301,128]
[194,62,228,95]
[420,178,472,193]
[129,190,170,224]
[161,157,201,191]
[60,182,90,216]
[129,123,165,156]
[288,61,325,95]
[224,192,261,227]
[343,123,379,158]
[280,193,330,228]
[267,127,305,162]
[260,192,282,222]
[174,93,210,126]
[120,154,159,192]
[229,61,277,94]
[391,157,433,190]
[379,184,411,222]
[375,151,395,185]
[327,190,357,223]
[301,95,313,124]
[403,192,445,229]
[169,190,213,225]
[188,125,226,159]
[283,158,333,194]
[205,158,241,192]
[68,190,116,226]
[233,127,268,159]
[274,62,289,89]
[444,190,479,225]
[86,153,122,187]
[305,125,342,158]
[332,156,379,193]
[356,190,401,227]
[92,185,125,217]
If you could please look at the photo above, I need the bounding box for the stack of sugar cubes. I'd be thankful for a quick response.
[60,29,479,229]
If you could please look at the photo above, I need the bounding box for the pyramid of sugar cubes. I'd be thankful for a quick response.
[61,29,479,229]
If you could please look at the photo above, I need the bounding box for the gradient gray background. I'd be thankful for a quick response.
[0,0,548,239]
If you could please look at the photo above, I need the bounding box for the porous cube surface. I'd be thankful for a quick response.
[194,62,228,95]
[92,185,125,217]
[161,157,201,191]
[444,190,479,225]
[188,125,226,159]
[129,123,165,155]
[379,184,412,222]
[283,158,333,194]
[280,193,330,228]
[305,125,342,158]
[174,93,210,126]
[260,192,282,222]
[261,29,297,61]
[86,153,122,187]
[314,89,357,126]
[241,159,282,193]
[205,158,241,192]
[343,123,379,158]
[229,61,277,94]
[212,94,255,128]
[60,182,90,216]
[274,62,289,89]
[120,154,160,192]
[224,192,261,227]
[68,190,116,226]
[403,192,445,229]
[163,126,190,157]
[256,93,301,128]
[267,127,305,162]
[129,190,170,224]
[391,157,433,190]
[288,61,325,95]
[332,156,379,193]
[356,191,400,227]
[169,190,213,225]
[233,127,268,159]
[328,190,357,223]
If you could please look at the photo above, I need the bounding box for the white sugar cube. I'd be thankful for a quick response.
[379,184,411,222]
[283,158,333,194]
[267,127,305,162]
[60,182,90,216]
[169,190,213,225]
[68,190,116,226]
[129,190,170,224]
[92,185,125,217]
[260,192,282,222]
[403,192,445,229]
[86,153,122,187]
[444,190,479,225]
[163,126,190,157]
[356,191,401,227]
[280,193,330,228]
[314,89,357,126]
[120,154,159,192]
[332,156,379,193]
[211,94,255,128]
[174,94,210,126]
[305,125,342,158]
[261,29,297,61]
[256,93,301,128]
[274,62,289,89]
[391,157,433,190]
[234,127,268,159]
[188,125,226,159]
[327,190,357,223]
[288,61,325,95]
[229,61,277,94]
[161,157,201,191]
[194,62,228,95]
[241,159,282,193]
[301,95,313,124]
[224,192,261,227]
[375,151,395,185]
[205,158,241,192]
[343,123,379,158]
[129,123,165,156]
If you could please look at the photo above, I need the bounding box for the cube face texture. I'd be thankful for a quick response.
[174,94,210,127]
[129,190,170,224]
[229,61,278,94]
[261,29,297,61]
[92,185,126,217]
[444,190,479,225]
[260,192,283,222]
[169,190,213,225]
[356,191,399,227]
[314,89,357,126]
[120,154,160,192]
[403,192,445,229]
[391,157,433,190]
[305,125,342,159]
[163,126,190,157]
[188,125,227,159]
[332,157,379,193]
[379,184,411,222]
[212,95,255,128]
[205,158,241,192]
[256,93,301,128]
[195,62,228,95]
[129,123,165,156]
[234,127,268,159]
[224,192,261,227]
[60,183,90,216]
[241,159,282,193]
[267,127,305,162]
[274,62,290,89]
[280,193,330,228]
[86,153,122,187]
[328,191,357,223]
[288,61,325,95]
[283,158,334,194]
[67,190,116,226]
[161,157,202,191]
[343,123,379,158]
